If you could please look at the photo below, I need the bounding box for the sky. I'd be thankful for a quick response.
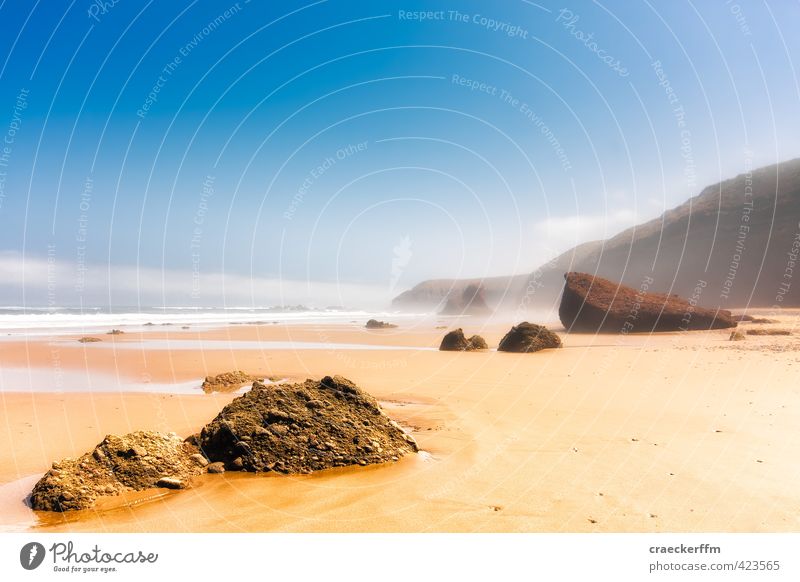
[0,0,798,308]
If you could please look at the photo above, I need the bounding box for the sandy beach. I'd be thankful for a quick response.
[1,313,799,532]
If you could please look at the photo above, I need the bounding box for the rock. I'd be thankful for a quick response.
[106,329,124,335]
[77,337,101,343]
[156,477,187,490]
[199,376,417,474]
[365,319,397,329]
[202,371,263,394]
[206,462,225,474]
[30,431,204,512]
[190,453,209,467]
[438,328,488,351]
[729,331,746,341]
[440,284,492,316]
[558,272,736,332]
[498,322,562,353]
[746,329,792,336]
[467,335,489,350]
[732,314,778,323]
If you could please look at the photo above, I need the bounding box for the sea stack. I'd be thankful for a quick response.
[440,284,492,316]
[558,272,736,332]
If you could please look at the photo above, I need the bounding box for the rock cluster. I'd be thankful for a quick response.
[31,377,417,511]
[497,322,562,353]
[558,272,736,332]
[30,431,205,512]
[438,328,488,351]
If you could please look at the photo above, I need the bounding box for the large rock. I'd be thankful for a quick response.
[559,272,736,332]
[199,376,417,473]
[439,328,488,351]
[30,431,205,512]
[497,322,562,352]
[440,284,492,316]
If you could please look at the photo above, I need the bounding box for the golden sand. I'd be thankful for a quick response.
[0,314,798,532]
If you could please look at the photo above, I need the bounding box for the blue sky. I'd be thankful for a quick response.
[0,0,798,307]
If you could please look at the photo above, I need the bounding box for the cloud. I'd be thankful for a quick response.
[0,252,389,308]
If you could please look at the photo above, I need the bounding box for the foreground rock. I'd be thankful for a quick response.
[30,431,204,512]
[559,272,736,332]
[498,322,562,352]
[199,376,417,473]
[440,284,492,316]
[439,328,488,351]
[202,370,262,394]
[365,319,397,329]
[77,337,101,343]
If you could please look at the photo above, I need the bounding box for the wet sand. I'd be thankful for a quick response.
[1,314,799,532]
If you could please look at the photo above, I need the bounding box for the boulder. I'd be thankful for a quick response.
[30,431,204,512]
[439,328,488,351]
[729,331,746,341]
[558,272,736,332]
[440,284,492,316]
[498,322,562,352]
[198,376,417,473]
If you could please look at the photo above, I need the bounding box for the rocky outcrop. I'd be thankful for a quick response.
[30,432,205,512]
[497,322,562,352]
[558,272,736,333]
[77,337,101,343]
[202,371,262,394]
[438,328,488,351]
[440,284,492,316]
[199,376,417,474]
[365,319,397,329]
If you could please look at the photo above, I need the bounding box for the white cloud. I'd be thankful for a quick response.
[0,252,389,308]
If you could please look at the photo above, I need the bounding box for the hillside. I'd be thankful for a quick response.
[392,158,800,311]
